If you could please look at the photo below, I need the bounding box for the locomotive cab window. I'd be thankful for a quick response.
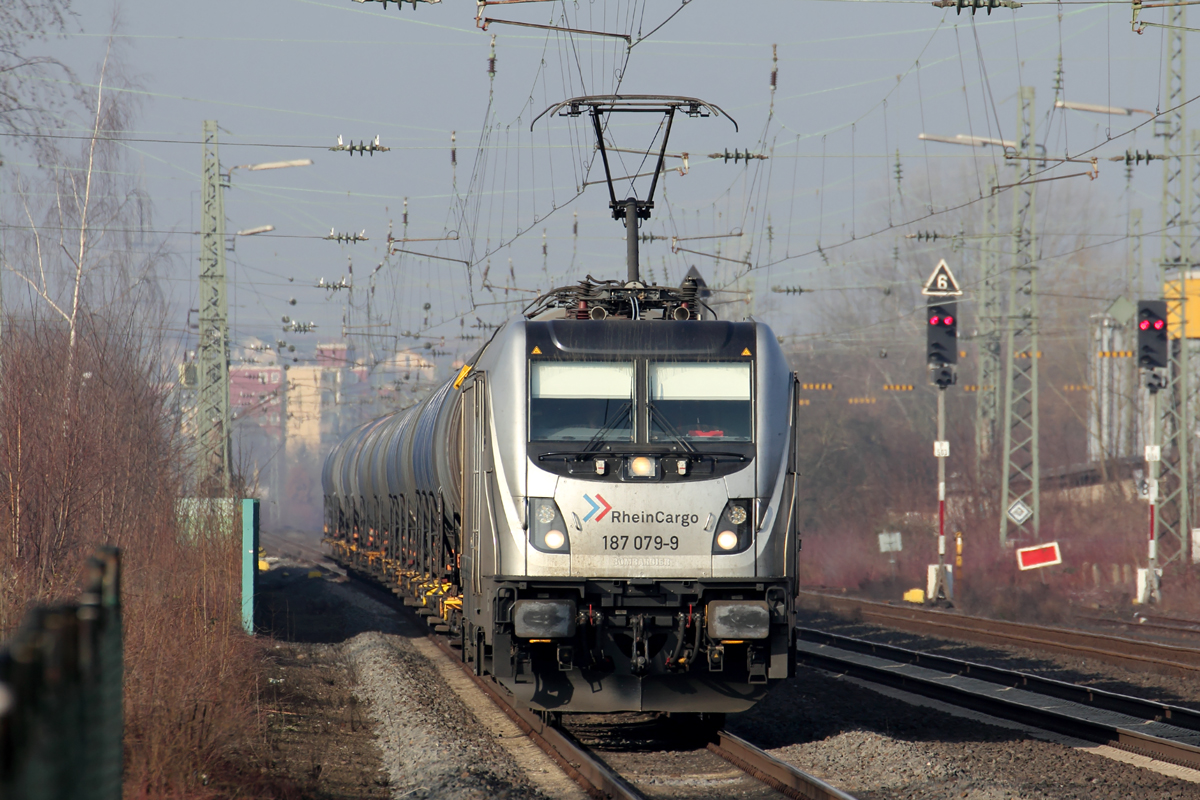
[648,362,752,442]
[530,362,634,442]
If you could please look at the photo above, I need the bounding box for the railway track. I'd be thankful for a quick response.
[1075,611,1200,642]
[339,566,856,800]
[797,628,1200,772]
[561,714,857,800]
[798,590,1200,678]
[260,528,344,573]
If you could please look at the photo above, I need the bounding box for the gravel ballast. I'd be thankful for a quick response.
[730,668,1200,799]
[260,538,1200,799]
[257,554,574,800]
[715,609,1200,800]
[344,629,550,799]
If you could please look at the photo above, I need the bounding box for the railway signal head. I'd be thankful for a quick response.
[1137,300,1168,370]
[926,302,958,388]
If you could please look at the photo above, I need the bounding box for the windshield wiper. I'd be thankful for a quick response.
[583,400,633,453]
[647,402,697,453]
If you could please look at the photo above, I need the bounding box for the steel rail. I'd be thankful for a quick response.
[327,565,857,799]
[419,618,867,800]
[800,629,1200,735]
[798,591,1200,678]
[354,575,859,798]
[708,731,860,800]
[797,635,1200,772]
[330,561,642,800]
[424,633,646,800]
[1075,613,1200,639]
[425,625,859,799]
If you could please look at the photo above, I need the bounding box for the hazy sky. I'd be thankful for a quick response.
[7,0,1181,363]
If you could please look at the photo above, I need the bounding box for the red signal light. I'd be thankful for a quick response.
[929,316,940,326]
[1154,319,1165,330]
[943,316,954,326]
[1140,320,1150,330]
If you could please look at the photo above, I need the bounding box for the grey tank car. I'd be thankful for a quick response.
[323,276,799,714]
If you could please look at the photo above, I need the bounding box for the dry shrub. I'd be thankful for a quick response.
[800,484,1154,620]
[121,515,264,798]
[0,311,266,798]
[786,334,1165,617]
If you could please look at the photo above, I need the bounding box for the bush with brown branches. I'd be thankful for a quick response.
[0,313,264,797]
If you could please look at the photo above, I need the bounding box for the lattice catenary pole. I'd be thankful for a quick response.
[975,166,1002,485]
[1155,14,1192,567]
[999,87,1040,547]
[197,120,231,494]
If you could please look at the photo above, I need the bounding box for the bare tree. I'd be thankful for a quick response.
[0,2,75,156]
[2,35,172,363]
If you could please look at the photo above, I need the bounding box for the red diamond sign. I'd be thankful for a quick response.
[1016,542,1062,571]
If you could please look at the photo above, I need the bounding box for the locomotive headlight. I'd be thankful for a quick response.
[625,456,659,479]
[529,498,571,554]
[716,530,740,550]
[712,500,753,555]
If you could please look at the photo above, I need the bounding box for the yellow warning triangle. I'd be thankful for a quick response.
[531,346,542,354]
[741,347,752,356]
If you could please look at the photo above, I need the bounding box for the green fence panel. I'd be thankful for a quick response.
[0,548,123,800]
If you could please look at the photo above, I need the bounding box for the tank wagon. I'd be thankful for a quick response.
[324,276,800,713]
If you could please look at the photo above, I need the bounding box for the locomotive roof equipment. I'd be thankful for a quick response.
[532,95,736,285]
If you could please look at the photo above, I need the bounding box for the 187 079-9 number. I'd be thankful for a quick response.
[601,535,679,551]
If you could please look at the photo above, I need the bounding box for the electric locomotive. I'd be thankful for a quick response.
[324,275,799,713]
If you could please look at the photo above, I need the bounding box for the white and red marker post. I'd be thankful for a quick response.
[1145,391,1162,604]
[1136,300,1167,604]
[929,387,953,604]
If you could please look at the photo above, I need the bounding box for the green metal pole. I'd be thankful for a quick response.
[198,121,232,496]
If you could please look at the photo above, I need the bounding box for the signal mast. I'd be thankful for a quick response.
[1137,300,1168,604]
[923,259,962,605]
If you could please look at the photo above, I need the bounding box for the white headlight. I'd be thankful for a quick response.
[716,530,739,550]
[629,456,655,477]
[544,529,566,550]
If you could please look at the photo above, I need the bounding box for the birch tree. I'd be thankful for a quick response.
[0,2,75,155]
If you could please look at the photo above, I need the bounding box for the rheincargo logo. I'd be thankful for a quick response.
[609,510,701,527]
[582,493,612,522]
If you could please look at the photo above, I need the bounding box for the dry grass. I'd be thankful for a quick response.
[0,312,275,798]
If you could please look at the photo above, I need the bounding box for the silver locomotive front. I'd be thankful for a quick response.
[463,317,797,713]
